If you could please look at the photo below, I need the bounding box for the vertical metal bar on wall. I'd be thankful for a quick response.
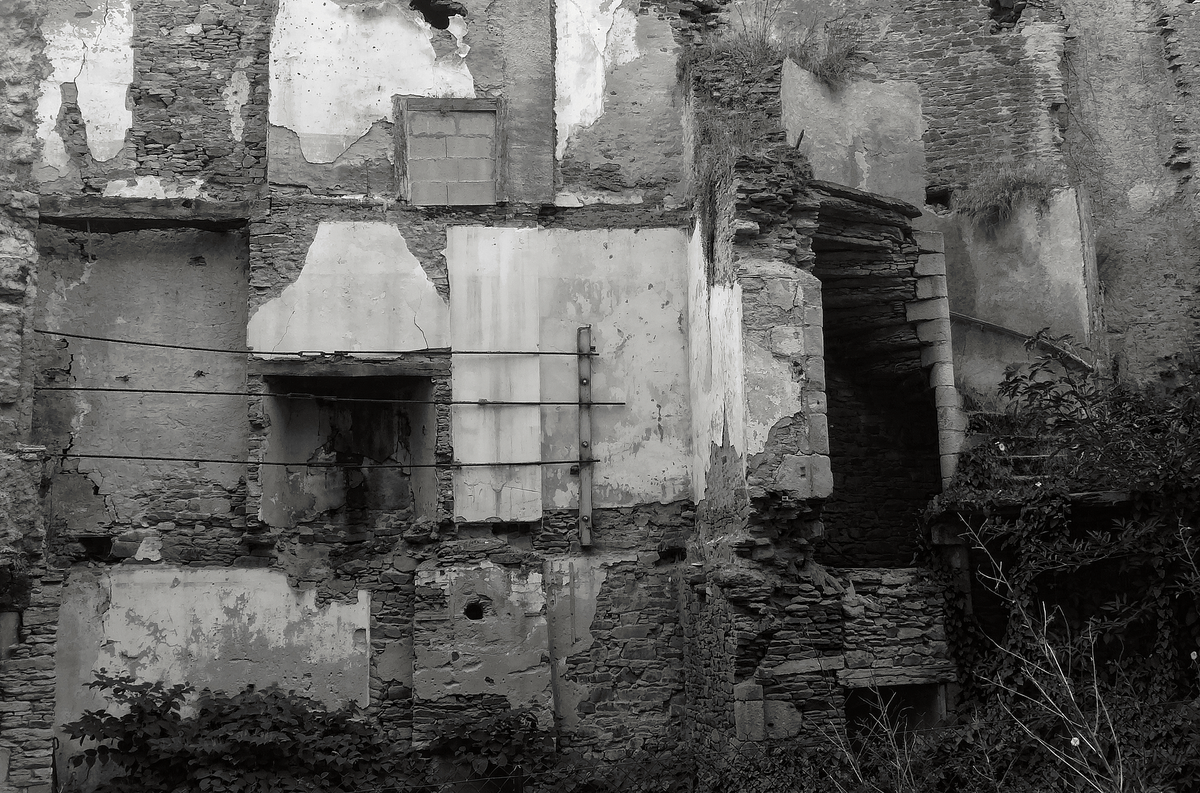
[577,325,594,547]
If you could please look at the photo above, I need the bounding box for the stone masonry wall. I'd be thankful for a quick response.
[874,0,1068,193]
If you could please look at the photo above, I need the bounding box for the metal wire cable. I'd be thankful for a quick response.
[34,328,595,357]
[35,385,623,407]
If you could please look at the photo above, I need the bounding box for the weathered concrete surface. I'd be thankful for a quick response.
[1060,0,1200,380]
[686,226,744,501]
[554,0,639,159]
[781,62,925,207]
[447,226,693,517]
[35,0,133,180]
[248,221,450,354]
[269,0,473,163]
[34,227,249,525]
[412,562,553,723]
[933,189,1095,349]
[544,555,613,728]
[447,227,542,522]
[557,5,684,204]
[55,566,370,750]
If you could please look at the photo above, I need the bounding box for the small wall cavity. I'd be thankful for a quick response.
[270,0,474,163]
[36,0,134,178]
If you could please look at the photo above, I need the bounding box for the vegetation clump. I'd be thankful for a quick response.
[954,161,1059,227]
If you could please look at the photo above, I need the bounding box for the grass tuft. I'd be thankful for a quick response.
[954,161,1060,227]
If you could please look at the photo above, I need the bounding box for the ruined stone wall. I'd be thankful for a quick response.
[819,368,941,568]
[871,0,1068,193]
[1058,0,1200,380]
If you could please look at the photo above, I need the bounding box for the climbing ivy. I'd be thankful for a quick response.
[922,339,1200,790]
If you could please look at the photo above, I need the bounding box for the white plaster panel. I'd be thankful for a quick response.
[684,225,745,500]
[554,0,641,158]
[781,61,925,207]
[36,0,134,174]
[247,221,450,354]
[55,567,370,733]
[448,227,542,521]
[536,228,692,507]
[447,226,692,510]
[270,0,474,163]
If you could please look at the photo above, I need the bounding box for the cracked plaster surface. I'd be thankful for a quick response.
[36,0,134,175]
[269,0,474,163]
[554,0,641,159]
[247,221,450,354]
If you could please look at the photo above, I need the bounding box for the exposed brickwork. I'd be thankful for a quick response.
[874,0,1068,191]
[127,0,272,199]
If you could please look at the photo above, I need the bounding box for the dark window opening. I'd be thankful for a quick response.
[463,602,485,620]
[845,684,946,739]
[260,375,437,530]
[925,184,953,212]
[410,0,467,29]
[989,0,1027,25]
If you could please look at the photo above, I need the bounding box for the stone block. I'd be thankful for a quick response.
[734,681,763,701]
[915,274,947,299]
[803,325,824,357]
[446,136,492,158]
[937,404,968,433]
[915,253,946,276]
[920,341,952,366]
[455,158,494,181]
[408,137,446,159]
[905,297,949,323]
[929,361,955,388]
[912,230,944,253]
[808,413,829,455]
[916,317,951,344]
[763,700,803,739]
[409,181,448,205]
[447,181,496,205]
[407,158,452,182]
[804,356,826,390]
[455,112,496,136]
[410,114,457,136]
[734,699,765,741]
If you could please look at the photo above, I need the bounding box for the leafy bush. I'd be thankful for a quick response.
[63,671,417,793]
[954,161,1059,228]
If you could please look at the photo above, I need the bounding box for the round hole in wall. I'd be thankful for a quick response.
[463,601,485,620]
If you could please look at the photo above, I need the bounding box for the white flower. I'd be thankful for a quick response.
[1071,737,1080,747]
[1191,651,1197,661]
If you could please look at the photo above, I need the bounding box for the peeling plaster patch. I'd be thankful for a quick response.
[270,0,474,163]
[554,0,641,159]
[743,337,802,455]
[552,188,644,206]
[414,562,553,721]
[223,56,254,141]
[102,175,206,199]
[248,222,450,354]
[545,555,634,727]
[56,567,371,740]
[36,0,134,171]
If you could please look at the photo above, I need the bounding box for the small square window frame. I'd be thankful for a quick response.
[394,96,507,205]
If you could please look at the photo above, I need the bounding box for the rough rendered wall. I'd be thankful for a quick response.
[33,226,250,564]
[1060,0,1200,380]
[35,0,271,199]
